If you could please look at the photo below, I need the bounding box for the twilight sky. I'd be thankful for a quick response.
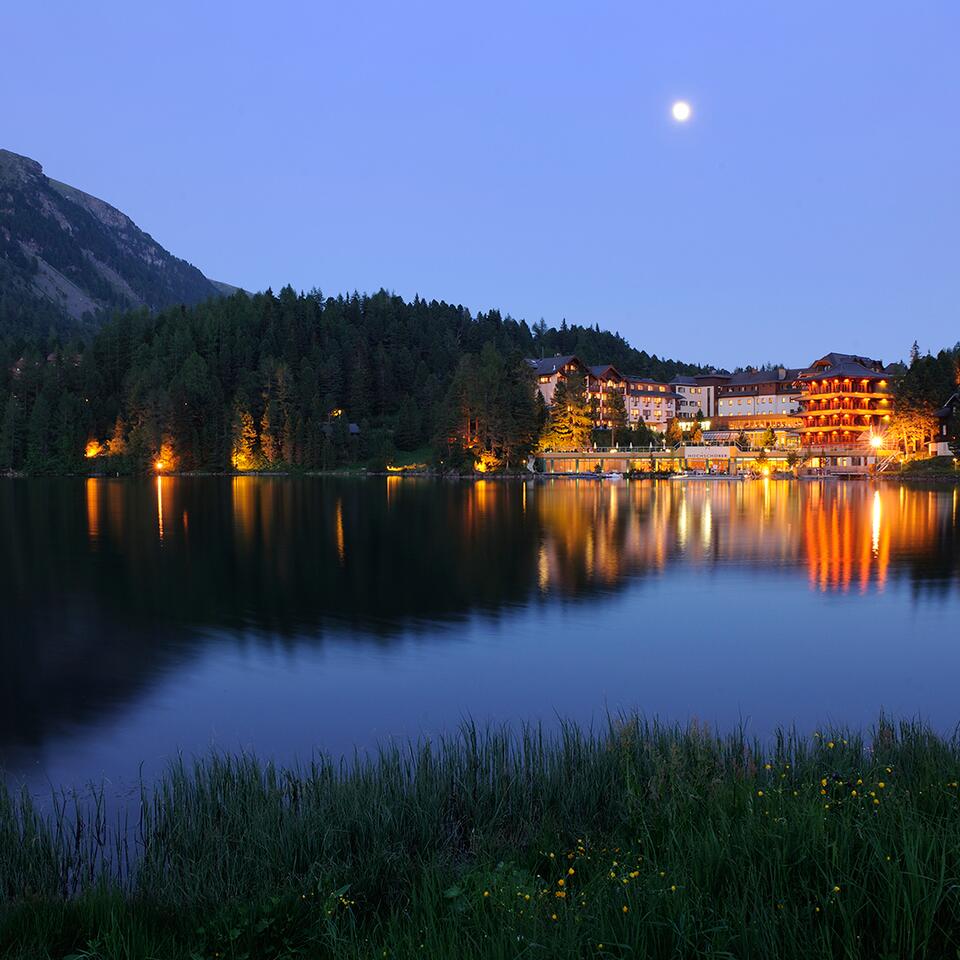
[3,2,958,369]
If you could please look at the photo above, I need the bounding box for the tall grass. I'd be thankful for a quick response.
[3,716,960,958]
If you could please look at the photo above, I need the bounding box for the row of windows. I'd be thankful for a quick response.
[719,397,799,406]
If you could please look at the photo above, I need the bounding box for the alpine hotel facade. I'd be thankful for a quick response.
[529,351,898,448]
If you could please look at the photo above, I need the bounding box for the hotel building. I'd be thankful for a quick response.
[529,355,586,406]
[715,367,804,420]
[529,355,679,431]
[798,353,893,446]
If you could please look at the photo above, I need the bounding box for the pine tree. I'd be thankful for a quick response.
[231,401,259,471]
[539,373,592,452]
[107,416,127,456]
[0,394,21,471]
[606,389,627,446]
[25,391,52,473]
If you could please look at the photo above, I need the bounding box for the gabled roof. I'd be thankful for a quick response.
[670,375,698,385]
[935,391,960,418]
[798,360,890,381]
[587,363,624,380]
[808,352,884,372]
[526,355,580,377]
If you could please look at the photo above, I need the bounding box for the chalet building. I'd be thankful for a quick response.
[932,390,960,456]
[528,355,586,406]
[528,354,678,431]
[584,364,678,430]
[585,364,626,429]
[798,352,894,447]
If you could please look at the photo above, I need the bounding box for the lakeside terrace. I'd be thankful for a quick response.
[537,442,896,476]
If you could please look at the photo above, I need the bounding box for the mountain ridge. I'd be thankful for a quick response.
[0,148,230,333]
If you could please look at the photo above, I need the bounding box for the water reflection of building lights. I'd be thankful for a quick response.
[701,497,712,550]
[871,489,882,556]
[678,498,688,548]
[538,543,549,592]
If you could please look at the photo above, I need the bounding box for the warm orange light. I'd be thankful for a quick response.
[869,434,883,449]
[85,440,103,459]
[155,460,165,472]
[474,452,501,474]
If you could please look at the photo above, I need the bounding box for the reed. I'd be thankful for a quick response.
[3,716,960,958]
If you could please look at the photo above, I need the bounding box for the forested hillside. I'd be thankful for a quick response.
[0,287,712,474]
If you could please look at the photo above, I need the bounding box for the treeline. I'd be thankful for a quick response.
[892,341,960,452]
[0,287,710,474]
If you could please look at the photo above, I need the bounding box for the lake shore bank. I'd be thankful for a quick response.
[4,717,960,959]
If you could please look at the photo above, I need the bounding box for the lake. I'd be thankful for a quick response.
[2,476,959,797]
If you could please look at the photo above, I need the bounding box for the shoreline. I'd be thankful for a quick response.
[3,716,959,958]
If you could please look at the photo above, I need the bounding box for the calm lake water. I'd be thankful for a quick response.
[2,476,959,796]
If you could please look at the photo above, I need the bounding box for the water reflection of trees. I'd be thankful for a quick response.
[5,478,960,635]
[0,477,958,751]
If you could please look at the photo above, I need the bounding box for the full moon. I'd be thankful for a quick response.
[671,100,692,122]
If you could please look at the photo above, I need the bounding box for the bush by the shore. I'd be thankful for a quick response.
[2,717,960,958]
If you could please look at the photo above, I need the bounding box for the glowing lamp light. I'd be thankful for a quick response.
[155,460,166,472]
[869,434,883,449]
[84,440,103,459]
